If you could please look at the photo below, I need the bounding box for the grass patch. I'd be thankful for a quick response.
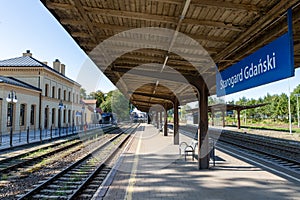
[24,144,84,174]
[227,124,300,133]
[1,174,8,181]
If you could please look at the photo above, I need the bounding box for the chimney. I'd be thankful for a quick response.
[23,50,32,57]
[53,59,60,72]
[42,61,48,65]
[60,64,66,75]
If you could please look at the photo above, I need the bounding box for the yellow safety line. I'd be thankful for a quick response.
[125,131,142,200]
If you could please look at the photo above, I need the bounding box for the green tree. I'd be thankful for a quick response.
[291,84,300,123]
[276,93,289,122]
[80,88,87,99]
[111,90,130,121]
[89,90,105,107]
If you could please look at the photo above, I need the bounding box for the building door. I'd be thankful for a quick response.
[44,107,49,129]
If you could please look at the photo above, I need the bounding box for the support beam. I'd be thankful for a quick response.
[211,111,215,126]
[237,109,241,129]
[130,91,175,102]
[198,84,209,169]
[164,106,168,136]
[222,110,225,127]
[214,0,300,63]
[147,112,151,124]
[156,111,159,129]
[83,6,243,31]
[160,110,162,132]
[61,19,231,43]
[173,99,179,145]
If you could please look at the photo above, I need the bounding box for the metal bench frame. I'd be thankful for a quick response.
[179,140,198,161]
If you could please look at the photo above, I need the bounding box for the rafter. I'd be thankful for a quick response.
[131,91,175,102]
[218,7,300,70]
[72,0,97,43]
[191,0,262,13]
[214,0,300,63]
[82,41,221,55]
[46,2,244,31]
[146,0,262,12]
[61,19,232,43]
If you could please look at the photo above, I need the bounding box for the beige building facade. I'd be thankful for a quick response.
[82,99,102,124]
[0,50,82,135]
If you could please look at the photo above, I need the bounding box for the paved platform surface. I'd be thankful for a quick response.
[95,123,300,200]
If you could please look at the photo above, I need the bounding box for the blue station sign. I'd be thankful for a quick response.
[216,32,294,97]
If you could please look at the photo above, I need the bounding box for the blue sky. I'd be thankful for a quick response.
[0,0,116,93]
[0,0,299,101]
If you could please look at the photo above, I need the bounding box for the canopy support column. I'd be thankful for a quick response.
[211,110,215,126]
[173,99,179,145]
[164,106,168,136]
[237,109,241,129]
[156,111,159,129]
[197,84,209,169]
[159,110,162,131]
[222,110,225,127]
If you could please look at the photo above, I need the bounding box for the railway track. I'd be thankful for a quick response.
[0,126,117,176]
[177,125,300,175]
[18,124,139,200]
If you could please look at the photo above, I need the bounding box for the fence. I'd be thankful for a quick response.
[0,123,106,150]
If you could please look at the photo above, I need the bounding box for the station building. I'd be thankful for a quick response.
[0,50,82,135]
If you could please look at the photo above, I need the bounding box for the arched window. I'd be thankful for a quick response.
[52,86,55,98]
[44,107,49,129]
[63,90,66,101]
[58,88,61,99]
[52,108,56,126]
[68,110,71,123]
[68,91,71,102]
[45,84,49,97]
[63,109,66,124]
[30,105,35,125]
[20,104,26,126]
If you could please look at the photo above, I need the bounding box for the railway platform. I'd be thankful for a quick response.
[93,123,300,200]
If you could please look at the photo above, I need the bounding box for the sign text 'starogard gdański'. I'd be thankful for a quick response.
[216,33,294,97]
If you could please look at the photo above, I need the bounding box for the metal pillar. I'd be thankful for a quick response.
[156,111,159,129]
[197,84,209,169]
[237,109,241,129]
[296,94,300,128]
[164,107,168,136]
[159,110,162,131]
[147,112,151,124]
[174,99,179,145]
[222,110,225,127]
[211,111,214,126]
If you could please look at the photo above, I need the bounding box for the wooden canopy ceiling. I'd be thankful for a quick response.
[41,0,300,112]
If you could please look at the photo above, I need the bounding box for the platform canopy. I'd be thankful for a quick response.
[41,0,300,112]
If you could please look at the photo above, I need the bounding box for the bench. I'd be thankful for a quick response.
[179,140,198,161]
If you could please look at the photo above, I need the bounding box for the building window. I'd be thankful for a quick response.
[20,104,26,126]
[68,91,71,102]
[58,88,61,99]
[76,94,79,104]
[73,93,75,103]
[30,105,35,125]
[45,84,49,97]
[52,108,55,126]
[63,90,66,101]
[52,86,55,98]
[63,109,66,123]
[44,107,49,129]
[7,103,12,127]
[68,110,71,123]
